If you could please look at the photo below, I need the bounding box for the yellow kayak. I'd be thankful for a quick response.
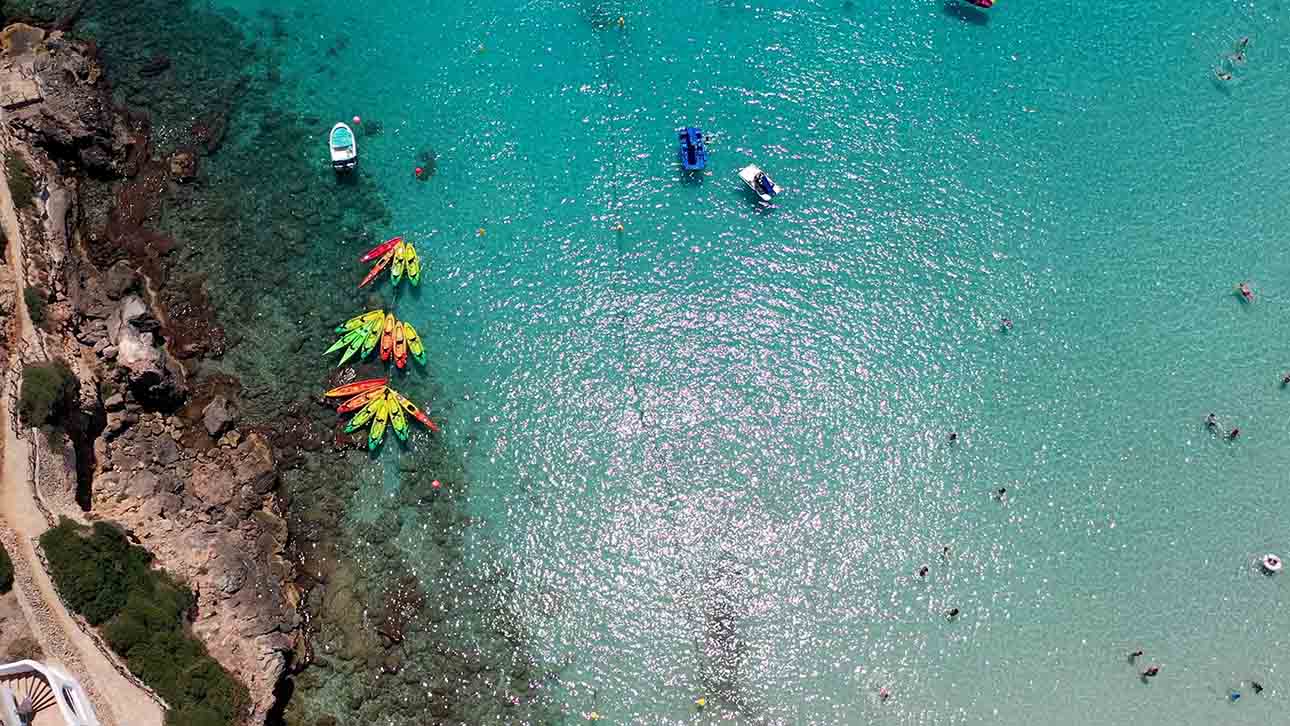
[368,395,391,449]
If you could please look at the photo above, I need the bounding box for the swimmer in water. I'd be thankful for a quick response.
[996,487,1008,502]
[878,687,891,702]
[1216,68,1233,81]
[946,607,960,620]
[1227,427,1241,441]
[1251,680,1264,694]
[948,431,958,443]
[1141,665,1161,679]
[918,565,929,577]
[942,545,951,559]
[1000,317,1014,331]
[1128,649,1144,662]
[1205,413,1218,430]
[1238,281,1254,301]
[1281,373,1290,387]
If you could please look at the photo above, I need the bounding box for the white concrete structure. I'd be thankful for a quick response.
[0,661,99,726]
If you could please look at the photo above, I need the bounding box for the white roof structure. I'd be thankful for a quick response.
[0,661,99,726]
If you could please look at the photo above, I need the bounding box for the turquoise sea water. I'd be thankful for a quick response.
[204,0,1290,722]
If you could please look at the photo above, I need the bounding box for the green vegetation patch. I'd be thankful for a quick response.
[0,541,12,594]
[40,518,249,726]
[23,285,47,326]
[5,154,35,209]
[18,360,75,428]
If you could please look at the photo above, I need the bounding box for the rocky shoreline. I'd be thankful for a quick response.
[0,21,301,722]
[0,5,564,725]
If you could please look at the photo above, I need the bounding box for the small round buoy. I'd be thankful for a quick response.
[431,479,441,489]
[1261,554,1282,574]
[352,115,361,124]
[415,166,424,177]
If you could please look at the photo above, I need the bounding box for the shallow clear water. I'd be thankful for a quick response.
[215,0,1290,722]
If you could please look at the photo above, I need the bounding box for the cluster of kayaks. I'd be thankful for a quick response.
[326,309,426,369]
[359,236,421,288]
[324,378,440,450]
[320,233,440,451]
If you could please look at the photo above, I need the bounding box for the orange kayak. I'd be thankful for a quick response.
[380,313,396,361]
[359,248,396,288]
[392,391,440,432]
[336,386,387,413]
[393,320,407,369]
[324,377,388,398]
[360,236,403,263]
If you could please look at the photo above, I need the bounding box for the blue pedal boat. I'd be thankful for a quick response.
[678,127,708,171]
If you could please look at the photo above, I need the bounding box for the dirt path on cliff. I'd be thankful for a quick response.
[0,147,166,726]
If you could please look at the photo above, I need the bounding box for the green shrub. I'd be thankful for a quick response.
[40,518,248,726]
[18,360,76,428]
[0,541,12,594]
[5,154,35,209]
[22,286,45,325]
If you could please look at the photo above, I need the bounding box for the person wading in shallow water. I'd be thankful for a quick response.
[1141,665,1161,680]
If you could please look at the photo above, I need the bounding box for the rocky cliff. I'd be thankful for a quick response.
[0,23,298,724]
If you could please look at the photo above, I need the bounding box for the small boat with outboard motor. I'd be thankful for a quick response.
[330,122,358,172]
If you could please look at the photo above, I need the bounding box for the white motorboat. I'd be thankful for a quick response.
[738,163,782,202]
[330,122,358,172]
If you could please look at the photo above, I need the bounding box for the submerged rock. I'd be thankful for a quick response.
[168,148,197,182]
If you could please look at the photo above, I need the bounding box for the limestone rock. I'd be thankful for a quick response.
[106,295,186,410]
[2,28,129,173]
[102,261,139,300]
[0,24,44,58]
[94,422,297,722]
[202,395,235,437]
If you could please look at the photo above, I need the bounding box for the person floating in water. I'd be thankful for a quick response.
[1128,649,1144,661]
[1251,680,1264,694]
[946,607,960,620]
[1238,281,1254,302]
[942,545,951,559]
[948,431,958,443]
[996,487,1008,502]
[1215,68,1233,81]
[878,687,891,702]
[1226,427,1241,441]
[918,565,929,577]
[1205,413,1218,430]
[1141,665,1161,679]
[1000,317,1014,331]
[1281,373,1290,387]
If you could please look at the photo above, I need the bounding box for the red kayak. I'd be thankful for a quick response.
[336,386,387,413]
[324,377,388,398]
[359,248,396,288]
[393,320,408,369]
[380,313,396,362]
[360,236,403,263]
